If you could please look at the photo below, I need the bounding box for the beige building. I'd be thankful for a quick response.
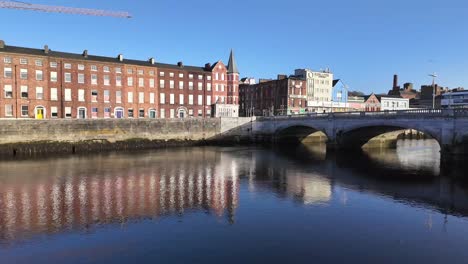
[294,69,334,113]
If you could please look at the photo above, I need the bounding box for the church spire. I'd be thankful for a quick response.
[227,49,239,74]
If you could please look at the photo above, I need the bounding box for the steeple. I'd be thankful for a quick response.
[227,49,239,74]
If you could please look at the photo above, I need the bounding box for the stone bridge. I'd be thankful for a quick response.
[222,109,468,155]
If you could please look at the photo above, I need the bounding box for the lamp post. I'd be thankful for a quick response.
[429,73,438,109]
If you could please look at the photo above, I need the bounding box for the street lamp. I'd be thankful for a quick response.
[429,73,438,109]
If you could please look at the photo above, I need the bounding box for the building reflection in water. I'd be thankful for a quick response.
[0,149,240,242]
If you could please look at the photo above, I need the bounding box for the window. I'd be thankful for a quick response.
[20,69,28,79]
[160,93,165,104]
[103,66,110,72]
[115,67,122,74]
[189,74,194,79]
[138,78,144,87]
[179,94,184,105]
[92,90,98,102]
[104,107,111,118]
[50,62,57,68]
[215,84,219,92]
[65,107,72,118]
[207,95,212,105]
[221,73,225,81]
[116,91,122,103]
[207,83,212,91]
[198,82,202,91]
[78,89,85,102]
[170,109,175,118]
[51,107,58,118]
[207,76,211,81]
[35,59,43,67]
[36,87,43,100]
[64,63,72,69]
[160,79,165,88]
[169,72,174,78]
[116,75,122,86]
[189,94,193,105]
[78,64,85,70]
[91,107,98,118]
[221,85,225,92]
[128,109,134,118]
[137,69,144,75]
[50,71,57,82]
[51,88,58,101]
[169,80,174,89]
[91,65,97,71]
[189,82,193,90]
[139,109,145,118]
[4,57,12,64]
[128,92,133,103]
[150,93,155,104]
[21,86,28,99]
[78,73,85,84]
[104,90,110,102]
[128,77,133,86]
[215,73,219,80]
[179,81,184,90]
[21,105,29,117]
[149,79,155,88]
[64,73,71,83]
[104,75,110,86]
[3,67,12,78]
[4,85,13,98]
[20,58,28,65]
[139,92,144,103]
[198,95,203,105]
[178,73,184,78]
[127,68,133,74]
[91,74,97,85]
[198,75,203,80]
[170,94,174,104]
[160,109,165,118]
[149,70,155,76]
[189,109,193,116]
[198,109,202,117]
[5,105,13,117]
[64,89,71,101]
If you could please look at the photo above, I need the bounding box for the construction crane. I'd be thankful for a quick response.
[0,1,131,18]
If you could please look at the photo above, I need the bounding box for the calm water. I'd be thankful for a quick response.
[1,140,468,263]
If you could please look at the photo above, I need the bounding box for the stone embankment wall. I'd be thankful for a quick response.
[0,117,254,156]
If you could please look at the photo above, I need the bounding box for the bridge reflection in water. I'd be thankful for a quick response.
[1,142,468,246]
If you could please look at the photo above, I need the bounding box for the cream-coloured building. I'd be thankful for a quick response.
[294,69,334,113]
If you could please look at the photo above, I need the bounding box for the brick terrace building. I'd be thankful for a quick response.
[0,40,239,119]
[239,75,307,116]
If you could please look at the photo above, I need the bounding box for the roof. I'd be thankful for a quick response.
[227,49,239,74]
[0,44,211,73]
[332,79,340,87]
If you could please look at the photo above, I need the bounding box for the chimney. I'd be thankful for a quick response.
[277,74,287,80]
[0,40,4,49]
[177,61,183,68]
[83,50,88,58]
[205,63,211,70]
[117,54,123,62]
[44,45,49,54]
[149,57,155,64]
[393,74,398,89]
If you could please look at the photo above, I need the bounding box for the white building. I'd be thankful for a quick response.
[212,103,239,117]
[380,96,410,111]
[294,69,334,113]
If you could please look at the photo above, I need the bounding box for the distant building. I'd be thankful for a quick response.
[331,79,349,112]
[239,75,307,116]
[240,77,256,85]
[364,93,381,112]
[388,74,417,99]
[363,93,409,111]
[419,84,443,108]
[347,96,366,111]
[294,69,334,113]
[441,90,468,109]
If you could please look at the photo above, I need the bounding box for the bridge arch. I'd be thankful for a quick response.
[335,123,441,150]
[274,125,329,144]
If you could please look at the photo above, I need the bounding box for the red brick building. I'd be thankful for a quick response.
[0,40,239,119]
[239,75,307,116]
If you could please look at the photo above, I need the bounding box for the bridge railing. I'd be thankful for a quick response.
[256,108,465,121]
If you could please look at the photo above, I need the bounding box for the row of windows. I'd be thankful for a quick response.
[2,105,211,119]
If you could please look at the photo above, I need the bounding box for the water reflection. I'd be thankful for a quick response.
[1,141,468,246]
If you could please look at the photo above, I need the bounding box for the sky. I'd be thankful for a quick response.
[1,0,468,94]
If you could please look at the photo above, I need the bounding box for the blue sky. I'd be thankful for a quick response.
[1,0,467,94]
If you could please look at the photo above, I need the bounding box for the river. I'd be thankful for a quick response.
[1,140,468,263]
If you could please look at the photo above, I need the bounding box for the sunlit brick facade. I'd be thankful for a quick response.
[0,40,239,119]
